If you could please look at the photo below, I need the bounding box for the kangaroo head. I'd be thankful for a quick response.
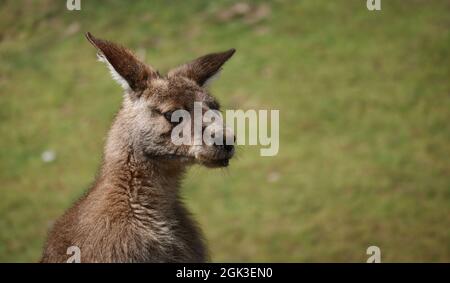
[86,32,235,168]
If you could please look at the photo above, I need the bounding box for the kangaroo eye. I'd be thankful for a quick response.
[164,111,173,122]
[163,111,183,125]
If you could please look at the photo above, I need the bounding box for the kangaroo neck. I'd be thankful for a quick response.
[95,119,187,211]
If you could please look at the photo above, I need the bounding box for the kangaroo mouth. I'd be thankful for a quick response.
[150,153,229,167]
[201,158,230,168]
[195,148,234,168]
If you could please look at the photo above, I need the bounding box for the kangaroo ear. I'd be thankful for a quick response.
[168,49,236,86]
[85,32,159,93]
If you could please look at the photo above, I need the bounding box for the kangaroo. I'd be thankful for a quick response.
[40,32,236,263]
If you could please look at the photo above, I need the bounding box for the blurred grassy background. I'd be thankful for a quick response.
[0,0,449,262]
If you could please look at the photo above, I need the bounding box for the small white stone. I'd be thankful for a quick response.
[41,150,56,163]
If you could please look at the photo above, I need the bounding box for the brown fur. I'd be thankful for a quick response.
[40,33,235,263]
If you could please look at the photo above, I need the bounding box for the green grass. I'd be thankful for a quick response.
[0,0,449,262]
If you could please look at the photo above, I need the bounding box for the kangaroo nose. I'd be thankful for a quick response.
[221,134,235,153]
[223,143,234,153]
